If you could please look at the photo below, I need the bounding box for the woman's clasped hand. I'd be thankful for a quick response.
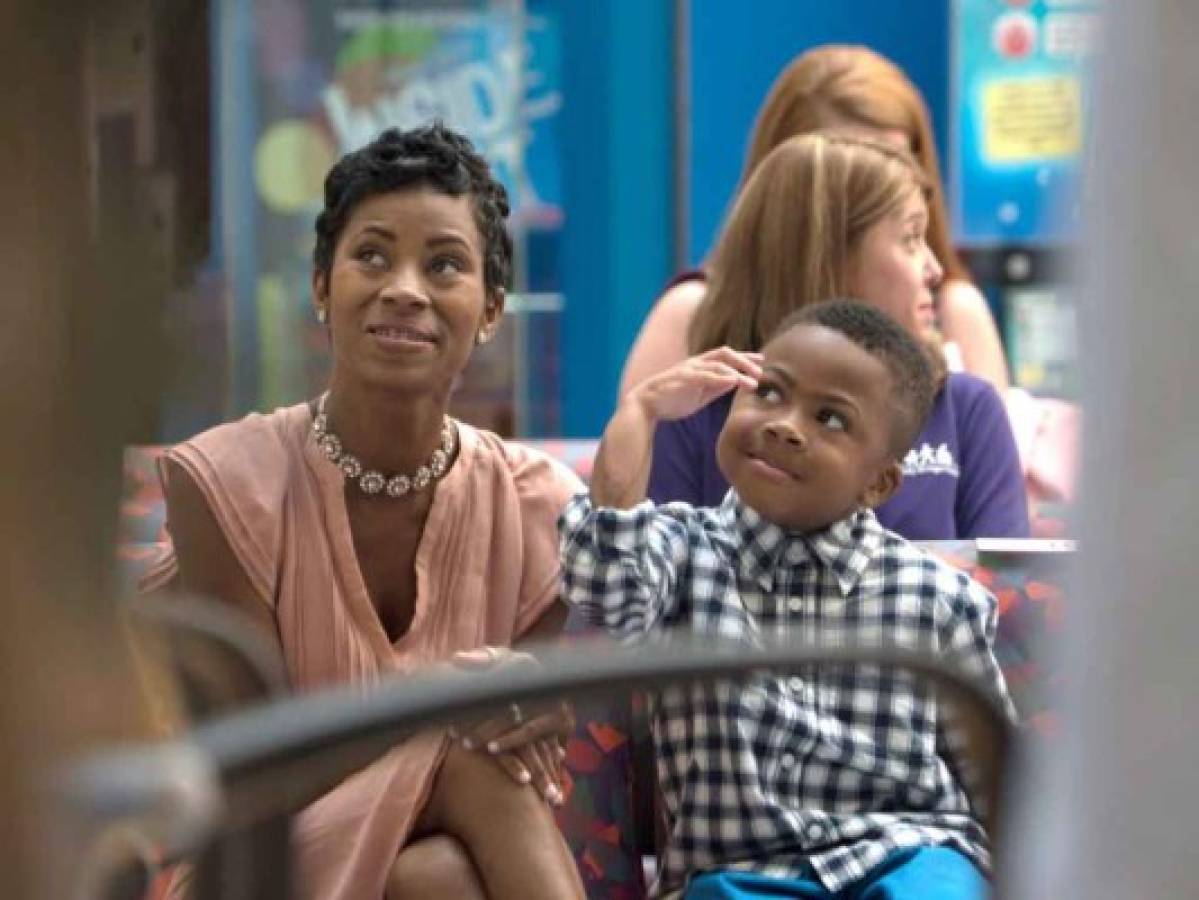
[447,646,574,806]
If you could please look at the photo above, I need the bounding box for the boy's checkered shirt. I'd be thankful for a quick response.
[559,491,1016,895]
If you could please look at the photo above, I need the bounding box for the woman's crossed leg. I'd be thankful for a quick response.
[388,741,583,899]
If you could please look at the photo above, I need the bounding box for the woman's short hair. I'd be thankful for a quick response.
[689,132,929,356]
[313,122,513,295]
[741,44,964,283]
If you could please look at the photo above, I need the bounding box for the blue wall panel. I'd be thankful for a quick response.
[555,0,674,436]
[687,0,951,263]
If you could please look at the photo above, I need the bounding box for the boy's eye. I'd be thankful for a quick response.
[816,408,848,432]
[753,381,783,403]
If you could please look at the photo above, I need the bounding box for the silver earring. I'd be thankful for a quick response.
[317,308,328,324]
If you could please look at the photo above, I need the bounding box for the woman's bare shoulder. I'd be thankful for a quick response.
[940,277,991,317]
[647,278,710,330]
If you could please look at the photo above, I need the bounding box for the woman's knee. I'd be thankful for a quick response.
[424,743,556,841]
[386,834,485,900]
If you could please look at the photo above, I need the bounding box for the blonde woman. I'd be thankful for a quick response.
[620,44,1009,396]
[646,133,1028,539]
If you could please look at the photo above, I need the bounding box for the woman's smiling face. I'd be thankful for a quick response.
[313,186,503,397]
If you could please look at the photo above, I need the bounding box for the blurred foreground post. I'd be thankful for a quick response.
[0,1,179,894]
[1009,1,1199,897]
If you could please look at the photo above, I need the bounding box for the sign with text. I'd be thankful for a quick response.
[951,0,1099,245]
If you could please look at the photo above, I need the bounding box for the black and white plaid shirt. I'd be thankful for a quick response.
[560,491,1016,896]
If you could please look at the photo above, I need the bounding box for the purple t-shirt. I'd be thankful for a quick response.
[647,372,1030,540]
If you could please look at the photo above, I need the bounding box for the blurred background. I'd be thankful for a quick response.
[117,0,1094,442]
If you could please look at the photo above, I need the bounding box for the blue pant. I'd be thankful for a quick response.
[684,847,988,900]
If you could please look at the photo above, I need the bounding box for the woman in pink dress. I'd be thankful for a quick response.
[155,123,585,899]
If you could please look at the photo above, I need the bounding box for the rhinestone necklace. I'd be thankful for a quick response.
[311,392,455,498]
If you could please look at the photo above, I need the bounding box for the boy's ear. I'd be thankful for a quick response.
[858,460,902,509]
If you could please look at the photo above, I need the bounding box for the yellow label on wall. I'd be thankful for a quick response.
[983,76,1082,163]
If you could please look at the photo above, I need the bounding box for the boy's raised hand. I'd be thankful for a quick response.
[591,348,763,509]
[629,347,764,422]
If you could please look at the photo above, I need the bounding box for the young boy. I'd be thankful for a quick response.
[560,300,1016,899]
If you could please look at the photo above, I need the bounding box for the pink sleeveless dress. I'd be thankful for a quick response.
[149,402,583,899]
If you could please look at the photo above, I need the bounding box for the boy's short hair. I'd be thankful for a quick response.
[771,300,936,457]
